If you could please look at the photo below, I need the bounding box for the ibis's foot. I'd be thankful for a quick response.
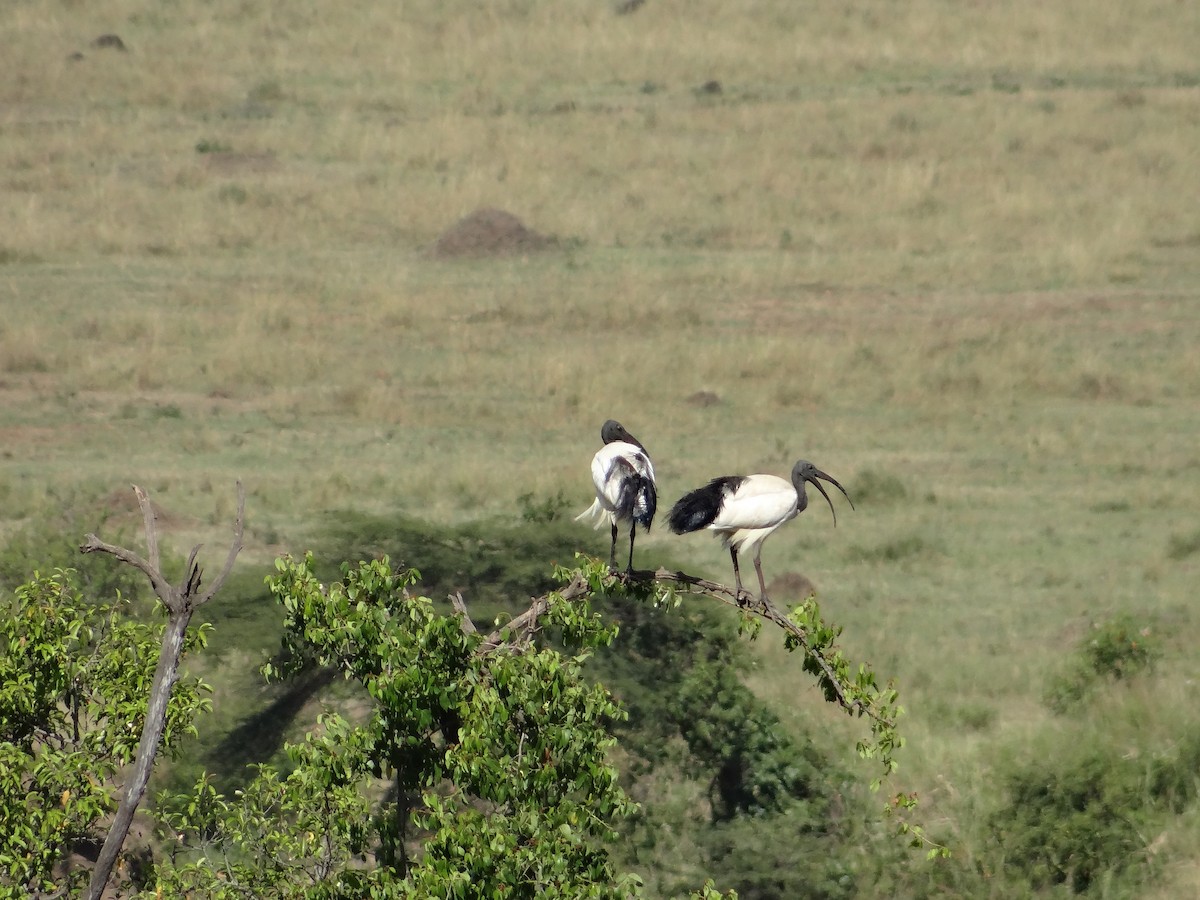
[735,589,752,608]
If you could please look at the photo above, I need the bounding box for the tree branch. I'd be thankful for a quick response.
[449,591,477,634]
[79,533,174,607]
[477,571,592,655]
[615,567,887,728]
[80,483,245,900]
[401,556,898,790]
[197,482,245,606]
[464,563,894,739]
[134,485,160,574]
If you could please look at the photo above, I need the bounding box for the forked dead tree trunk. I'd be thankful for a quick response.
[78,483,245,900]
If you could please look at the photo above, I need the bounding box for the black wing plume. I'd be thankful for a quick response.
[612,458,657,530]
[667,476,744,534]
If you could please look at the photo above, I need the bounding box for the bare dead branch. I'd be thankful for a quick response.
[182,544,203,597]
[449,592,477,634]
[79,533,174,606]
[478,597,549,655]
[477,571,592,655]
[134,485,160,573]
[196,481,245,606]
[81,483,245,900]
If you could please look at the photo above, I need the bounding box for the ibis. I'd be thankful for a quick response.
[668,459,853,606]
[576,419,658,572]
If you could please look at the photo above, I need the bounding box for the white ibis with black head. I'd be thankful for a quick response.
[668,460,853,606]
[575,419,658,572]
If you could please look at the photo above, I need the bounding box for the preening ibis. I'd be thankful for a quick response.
[668,460,853,606]
[575,420,658,572]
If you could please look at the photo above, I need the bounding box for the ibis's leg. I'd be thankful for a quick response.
[729,548,748,607]
[626,522,637,573]
[753,551,770,604]
[608,522,619,570]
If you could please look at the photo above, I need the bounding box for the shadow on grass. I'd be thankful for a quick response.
[203,665,337,791]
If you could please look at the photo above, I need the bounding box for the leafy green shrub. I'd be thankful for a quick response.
[991,748,1148,893]
[698,808,856,900]
[0,570,210,897]
[154,555,643,898]
[1144,724,1200,814]
[597,592,869,898]
[290,515,875,898]
[674,662,832,820]
[1045,614,1160,713]
[991,724,1200,896]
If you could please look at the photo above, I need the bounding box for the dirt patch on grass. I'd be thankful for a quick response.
[429,208,557,259]
[686,390,721,407]
[203,152,279,175]
[767,571,818,602]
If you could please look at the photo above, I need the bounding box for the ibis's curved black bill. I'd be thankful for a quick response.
[795,461,855,526]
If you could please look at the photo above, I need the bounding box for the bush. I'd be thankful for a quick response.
[698,808,856,900]
[1144,724,1200,814]
[992,748,1148,893]
[153,556,644,898]
[991,724,1200,896]
[1045,614,1160,714]
[674,662,831,821]
[0,570,210,896]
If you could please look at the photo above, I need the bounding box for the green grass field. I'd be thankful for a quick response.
[3,0,1200,895]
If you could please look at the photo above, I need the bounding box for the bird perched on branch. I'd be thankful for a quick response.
[668,460,853,606]
[576,420,657,572]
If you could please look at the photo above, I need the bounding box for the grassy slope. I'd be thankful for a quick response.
[2,0,1200,894]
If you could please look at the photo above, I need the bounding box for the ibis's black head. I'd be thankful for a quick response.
[600,419,644,450]
[791,460,855,526]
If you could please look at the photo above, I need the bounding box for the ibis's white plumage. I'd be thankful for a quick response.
[576,420,658,571]
[578,440,657,529]
[707,474,799,555]
[668,460,853,605]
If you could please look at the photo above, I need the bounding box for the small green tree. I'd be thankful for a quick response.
[0,570,211,898]
[152,555,644,898]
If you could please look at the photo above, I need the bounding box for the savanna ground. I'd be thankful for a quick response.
[2,0,1200,896]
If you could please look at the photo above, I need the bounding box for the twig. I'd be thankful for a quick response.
[465,564,891,737]
[78,533,172,606]
[477,571,592,655]
[617,567,867,721]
